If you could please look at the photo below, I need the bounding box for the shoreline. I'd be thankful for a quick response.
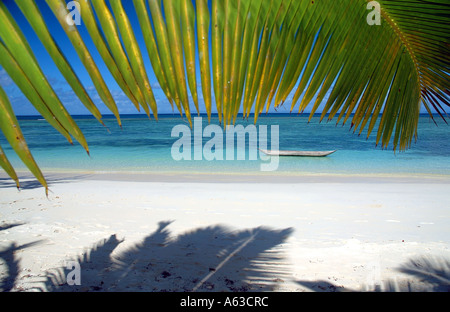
[2,169,450,186]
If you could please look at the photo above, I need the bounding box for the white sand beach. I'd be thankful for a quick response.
[0,171,449,292]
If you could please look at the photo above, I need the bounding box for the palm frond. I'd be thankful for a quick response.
[0,144,19,190]
[181,0,200,115]
[45,0,122,126]
[163,0,193,126]
[0,1,88,154]
[0,0,448,189]
[15,0,104,125]
[196,0,212,122]
[133,0,175,110]
[211,0,225,123]
[109,0,157,118]
[148,0,184,116]
[0,85,47,195]
[78,0,141,111]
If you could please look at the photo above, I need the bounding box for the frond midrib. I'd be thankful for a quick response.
[378,4,423,91]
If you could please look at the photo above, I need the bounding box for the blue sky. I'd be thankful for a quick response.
[0,0,445,117]
[1,0,181,116]
[1,0,253,116]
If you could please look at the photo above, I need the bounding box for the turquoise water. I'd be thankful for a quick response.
[1,114,450,176]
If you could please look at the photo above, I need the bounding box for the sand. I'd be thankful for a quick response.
[0,171,449,292]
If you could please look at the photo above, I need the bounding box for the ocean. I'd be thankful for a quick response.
[1,113,450,177]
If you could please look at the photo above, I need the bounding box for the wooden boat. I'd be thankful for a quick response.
[259,149,336,157]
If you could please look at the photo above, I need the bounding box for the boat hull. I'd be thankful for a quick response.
[259,149,336,157]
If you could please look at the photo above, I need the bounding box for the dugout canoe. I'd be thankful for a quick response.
[259,149,337,157]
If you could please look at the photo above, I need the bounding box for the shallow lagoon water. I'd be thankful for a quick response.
[2,114,449,177]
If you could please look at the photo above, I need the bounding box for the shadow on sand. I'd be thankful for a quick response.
[0,223,45,292]
[2,221,294,292]
[296,256,450,292]
[0,174,91,192]
[1,221,449,292]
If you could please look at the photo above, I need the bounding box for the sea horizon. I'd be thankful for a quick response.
[15,112,443,119]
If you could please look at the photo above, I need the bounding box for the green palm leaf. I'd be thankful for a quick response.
[0,42,73,144]
[163,0,193,126]
[196,0,212,122]
[0,0,448,190]
[15,0,105,126]
[211,0,225,123]
[242,0,274,119]
[78,0,141,112]
[181,0,200,116]
[148,0,184,117]
[0,2,89,153]
[234,0,264,119]
[109,0,157,118]
[133,0,175,110]
[89,0,148,115]
[45,0,122,126]
[0,144,19,190]
[0,85,48,195]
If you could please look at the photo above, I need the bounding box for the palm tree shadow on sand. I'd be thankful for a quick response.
[38,221,294,292]
[2,221,449,292]
[0,222,45,292]
[296,256,450,292]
